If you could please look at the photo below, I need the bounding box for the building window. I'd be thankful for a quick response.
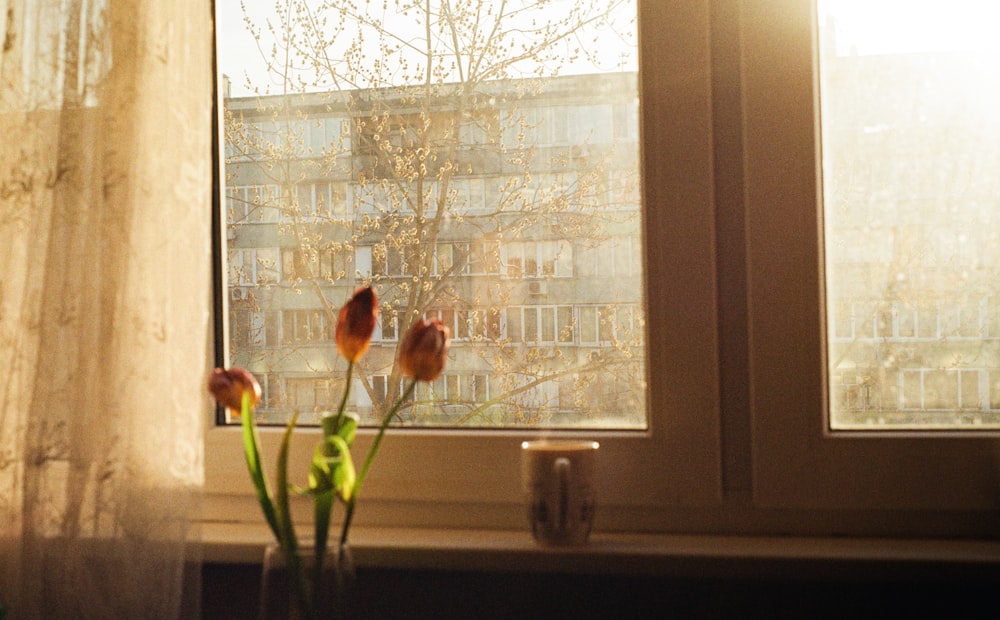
[281,309,334,345]
[433,241,501,276]
[576,236,640,279]
[434,241,500,276]
[228,248,278,286]
[376,309,398,342]
[504,305,575,344]
[305,117,351,156]
[430,373,490,404]
[284,376,345,415]
[504,241,572,278]
[226,184,280,223]
[287,181,349,221]
[281,246,350,282]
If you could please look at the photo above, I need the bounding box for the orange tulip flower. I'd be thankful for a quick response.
[335,286,378,362]
[207,367,261,412]
[399,318,450,381]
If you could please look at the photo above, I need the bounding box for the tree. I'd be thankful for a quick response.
[222,0,645,428]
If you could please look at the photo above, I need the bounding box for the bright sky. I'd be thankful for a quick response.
[219,1,1000,97]
[216,1,267,97]
[819,0,1000,56]
[216,0,637,98]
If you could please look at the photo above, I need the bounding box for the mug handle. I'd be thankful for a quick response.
[555,457,570,532]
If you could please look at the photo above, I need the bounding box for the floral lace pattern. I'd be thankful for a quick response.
[0,2,211,617]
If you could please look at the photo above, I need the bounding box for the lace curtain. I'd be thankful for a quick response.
[0,1,212,617]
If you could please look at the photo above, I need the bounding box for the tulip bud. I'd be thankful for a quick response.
[399,318,450,381]
[336,287,379,363]
[208,367,261,412]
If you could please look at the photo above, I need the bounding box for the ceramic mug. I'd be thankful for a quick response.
[520,439,599,546]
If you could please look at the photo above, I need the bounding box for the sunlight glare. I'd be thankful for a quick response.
[819,0,1000,56]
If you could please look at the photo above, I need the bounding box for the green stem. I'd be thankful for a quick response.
[243,396,313,617]
[312,488,333,613]
[240,392,281,541]
[316,360,355,589]
[332,361,355,436]
[338,378,417,548]
[276,412,313,619]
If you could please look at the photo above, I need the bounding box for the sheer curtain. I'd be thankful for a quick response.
[0,1,212,617]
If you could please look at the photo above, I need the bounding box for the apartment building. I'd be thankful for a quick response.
[223,72,645,428]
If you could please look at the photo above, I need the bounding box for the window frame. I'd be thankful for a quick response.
[207,0,999,539]
[744,0,999,525]
[206,0,722,533]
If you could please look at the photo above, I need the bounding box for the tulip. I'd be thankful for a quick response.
[399,318,450,381]
[208,367,261,412]
[335,286,378,362]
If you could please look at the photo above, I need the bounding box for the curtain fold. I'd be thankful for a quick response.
[1,1,212,617]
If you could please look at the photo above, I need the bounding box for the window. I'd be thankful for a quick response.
[448,178,490,214]
[746,0,997,519]
[375,309,398,342]
[209,0,997,538]
[818,0,1000,430]
[285,181,349,221]
[281,246,350,283]
[227,248,278,286]
[280,309,334,345]
[577,236,641,279]
[305,117,351,156]
[226,184,279,223]
[504,241,572,278]
[504,305,574,344]
[210,0,719,533]
[220,0,644,431]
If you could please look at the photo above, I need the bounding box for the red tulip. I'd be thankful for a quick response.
[399,319,450,381]
[208,367,261,412]
[335,287,379,363]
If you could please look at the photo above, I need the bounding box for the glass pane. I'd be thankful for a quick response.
[218,0,643,429]
[819,0,1000,429]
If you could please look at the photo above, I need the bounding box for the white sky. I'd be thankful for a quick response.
[216,0,637,98]
[216,1,268,97]
[219,1,1000,97]
[820,0,1000,56]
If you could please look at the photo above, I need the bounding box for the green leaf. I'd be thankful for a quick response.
[275,414,311,618]
[313,487,334,587]
[275,411,299,556]
[336,411,359,445]
[326,434,356,501]
[308,443,334,493]
[240,391,280,542]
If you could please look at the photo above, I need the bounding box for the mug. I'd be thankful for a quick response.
[520,439,599,546]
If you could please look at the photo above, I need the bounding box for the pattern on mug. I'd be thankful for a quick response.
[530,499,549,536]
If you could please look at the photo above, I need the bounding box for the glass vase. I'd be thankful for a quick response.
[259,541,356,620]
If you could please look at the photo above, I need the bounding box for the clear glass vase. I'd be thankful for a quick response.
[259,541,356,620]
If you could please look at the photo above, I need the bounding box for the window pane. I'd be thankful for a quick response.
[819,0,1000,428]
[219,0,643,429]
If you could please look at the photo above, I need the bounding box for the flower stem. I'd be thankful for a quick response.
[338,378,417,548]
[332,361,355,435]
[276,412,313,619]
[240,392,281,541]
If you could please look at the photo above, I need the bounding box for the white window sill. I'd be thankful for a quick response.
[199,522,1000,581]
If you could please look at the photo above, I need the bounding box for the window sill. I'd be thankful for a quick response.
[199,522,1000,582]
